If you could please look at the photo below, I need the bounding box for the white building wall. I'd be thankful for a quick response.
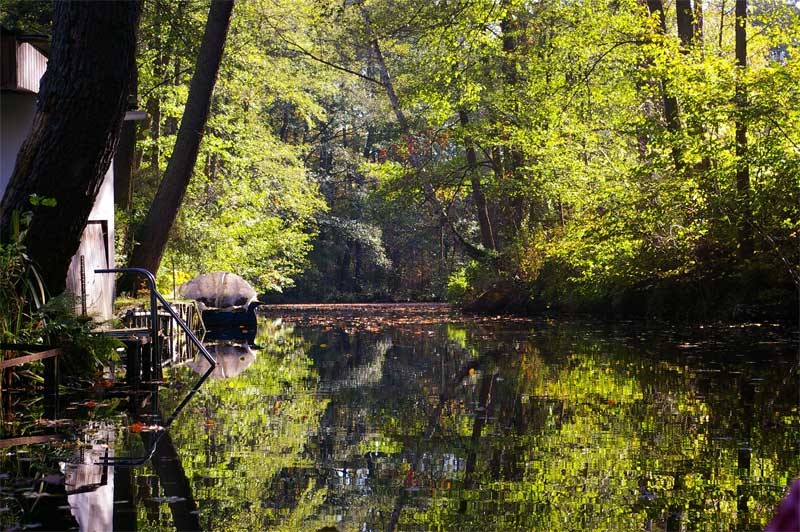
[2,38,118,321]
[65,166,116,321]
[0,91,37,194]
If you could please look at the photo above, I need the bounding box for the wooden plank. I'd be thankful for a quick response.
[0,434,64,449]
[100,328,151,337]
[0,348,62,369]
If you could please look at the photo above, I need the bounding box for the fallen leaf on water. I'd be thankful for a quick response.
[127,422,163,433]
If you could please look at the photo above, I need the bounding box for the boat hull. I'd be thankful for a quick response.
[201,302,260,332]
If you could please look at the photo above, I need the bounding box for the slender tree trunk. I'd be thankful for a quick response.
[338,245,351,292]
[363,9,408,132]
[362,6,488,260]
[114,67,139,210]
[279,104,290,142]
[147,13,164,174]
[694,0,704,44]
[646,0,683,170]
[147,95,162,172]
[363,127,375,159]
[353,241,362,292]
[124,0,234,284]
[734,0,753,258]
[676,0,695,46]
[0,1,141,295]
[680,0,713,241]
[460,110,496,251]
[500,8,528,228]
[647,0,680,132]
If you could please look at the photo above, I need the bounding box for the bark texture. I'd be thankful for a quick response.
[125,0,234,281]
[735,0,753,258]
[676,0,695,46]
[460,110,496,251]
[0,1,141,295]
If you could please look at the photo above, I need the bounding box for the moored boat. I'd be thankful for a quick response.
[178,272,262,334]
[201,300,260,331]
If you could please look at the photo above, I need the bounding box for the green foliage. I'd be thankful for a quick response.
[126,0,330,294]
[0,0,52,34]
[445,263,471,304]
[0,211,46,345]
[35,295,122,379]
[11,0,796,310]
[155,317,330,530]
[316,0,800,313]
[1,210,120,381]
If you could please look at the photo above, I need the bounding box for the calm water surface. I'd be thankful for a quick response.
[2,304,798,531]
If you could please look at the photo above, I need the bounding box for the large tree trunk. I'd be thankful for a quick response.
[124,0,234,283]
[734,0,753,258]
[0,1,141,296]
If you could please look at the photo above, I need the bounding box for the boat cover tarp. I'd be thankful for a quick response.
[178,272,257,310]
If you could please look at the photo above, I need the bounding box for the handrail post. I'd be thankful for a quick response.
[92,267,218,468]
[96,268,160,365]
[150,277,158,371]
[95,268,216,370]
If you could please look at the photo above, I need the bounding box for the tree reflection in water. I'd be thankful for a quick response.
[5,308,794,531]
[146,310,798,531]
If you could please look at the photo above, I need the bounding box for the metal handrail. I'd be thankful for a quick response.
[94,364,216,467]
[95,268,216,369]
[93,268,218,467]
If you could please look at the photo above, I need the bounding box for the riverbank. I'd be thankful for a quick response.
[462,271,799,324]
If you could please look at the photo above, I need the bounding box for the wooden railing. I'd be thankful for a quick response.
[0,345,61,370]
[0,343,61,419]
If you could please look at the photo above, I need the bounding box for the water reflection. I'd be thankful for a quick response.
[1,308,798,531]
[187,341,257,379]
[65,422,115,532]
[153,310,798,531]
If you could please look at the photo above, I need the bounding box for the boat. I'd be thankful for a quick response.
[201,300,261,331]
[178,272,261,334]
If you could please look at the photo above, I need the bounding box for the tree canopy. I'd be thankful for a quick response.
[2,0,798,316]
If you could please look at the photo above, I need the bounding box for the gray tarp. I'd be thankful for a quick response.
[178,272,257,310]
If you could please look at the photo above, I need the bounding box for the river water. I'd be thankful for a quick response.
[2,304,798,531]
